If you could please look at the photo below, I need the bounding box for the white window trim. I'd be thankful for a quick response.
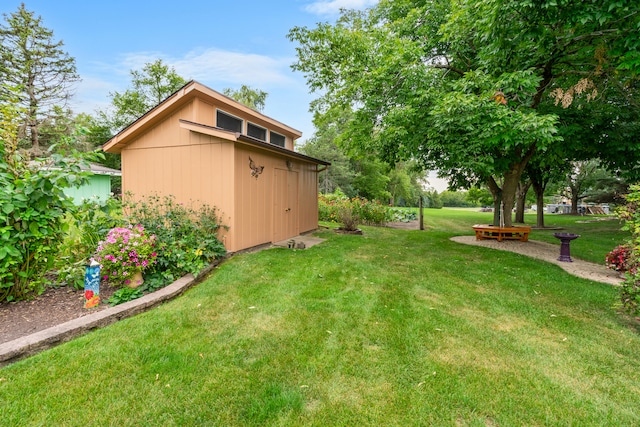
[247,121,268,141]
[216,109,244,133]
[270,130,286,147]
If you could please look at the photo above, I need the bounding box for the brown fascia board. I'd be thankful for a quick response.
[179,119,330,166]
[103,81,195,154]
[103,80,302,154]
[178,120,239,142]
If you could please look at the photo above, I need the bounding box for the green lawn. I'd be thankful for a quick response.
[1,209,639,426]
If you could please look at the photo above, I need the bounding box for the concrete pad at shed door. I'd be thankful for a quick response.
[272,235,326,249]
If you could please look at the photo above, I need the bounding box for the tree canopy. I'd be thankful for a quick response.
[289,0,640,226]
[222,85,268,112]
[0,3,79,155]
[98,59,186,133]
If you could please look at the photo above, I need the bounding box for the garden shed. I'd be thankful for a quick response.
[34,161,121,205]
[103,81,329,252]
[63,163,121,205]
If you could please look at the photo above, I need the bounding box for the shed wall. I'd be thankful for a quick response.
[232,145,320,249]
[63,175,112,205]
[121,130,236,249]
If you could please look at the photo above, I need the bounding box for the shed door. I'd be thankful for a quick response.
[273,169,299,242]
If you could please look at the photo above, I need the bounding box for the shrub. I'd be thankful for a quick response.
[54,197,122,289]
[122,194,227,289]
[106,287,143,306]
[319,191,389,228]
[620,277,640,316]
[0,150,100,302]
[350,197,388,225]
[605,244,636,273]
[613,184,640,315]
[337,204,360,231]
[387,207,418,223]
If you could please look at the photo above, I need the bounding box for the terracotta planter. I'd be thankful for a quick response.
[129,270,144,288]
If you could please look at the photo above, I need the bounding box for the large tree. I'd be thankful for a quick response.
[223,85,268,112]
[0,3,79,155]
[289,0,640,227]
[99,59,186,133]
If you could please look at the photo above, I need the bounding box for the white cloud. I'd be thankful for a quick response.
[70,75,118,114]
[174,49,295,86]
[70,47,305,117]
[305,0,378,15]
[116,48,295,89]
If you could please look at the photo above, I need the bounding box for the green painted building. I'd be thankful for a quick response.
[63,163,121,205]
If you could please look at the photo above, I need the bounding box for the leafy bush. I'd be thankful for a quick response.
[613,184,640,315]
[106,287,143,306]
[54,197,122,289]
[122,194,227,288]
[337,204,360,231]
[605,244,635,273]
[54,262,87,290]
[60,197,122,261]
[387,207,418,223]
[0,150,99,302]
[350,197,388,225]
[319,191,389,228]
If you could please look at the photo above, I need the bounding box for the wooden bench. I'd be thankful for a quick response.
[472,224,531,242]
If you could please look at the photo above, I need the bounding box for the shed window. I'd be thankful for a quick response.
[247,123,267,141]
[270,131,286,147]
[217,110,243,133]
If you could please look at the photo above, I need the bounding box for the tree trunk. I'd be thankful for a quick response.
[486,148,535,228]
[531,179,546,228]
[515,180,532,223]
[501,170,521,228]
[487,177,502,226]
[569,184,580,215]
[28,75,40,155]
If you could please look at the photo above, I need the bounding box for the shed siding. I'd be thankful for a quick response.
[122,130,237,250]
[233,147,274,250]
[125,102,195,151]
[194,98,215,126]
[298,163,320,233]
[230,146,320,250]
[63,175,112,205]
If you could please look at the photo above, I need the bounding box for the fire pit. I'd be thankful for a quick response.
[553,233,580,262]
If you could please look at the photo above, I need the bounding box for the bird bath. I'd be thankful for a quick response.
[553,233,580,262]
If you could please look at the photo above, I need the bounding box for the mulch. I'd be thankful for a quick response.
[0,283,118,345]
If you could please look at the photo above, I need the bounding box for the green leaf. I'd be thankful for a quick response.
[29,222,41,235]
[2,203,14,214]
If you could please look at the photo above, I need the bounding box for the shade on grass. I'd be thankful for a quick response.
[1,209,638,426]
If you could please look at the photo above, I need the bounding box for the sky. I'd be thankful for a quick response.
[1,0,449,191]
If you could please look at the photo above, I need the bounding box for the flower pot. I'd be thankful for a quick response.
[129,270,144,288]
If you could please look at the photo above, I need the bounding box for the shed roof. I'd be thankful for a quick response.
[30,161,122,176]
[178,120,330,166]
[103,80,303,154]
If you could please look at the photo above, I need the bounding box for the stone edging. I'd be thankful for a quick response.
[0,257,227,368]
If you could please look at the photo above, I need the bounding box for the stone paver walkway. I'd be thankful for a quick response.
[451,236,623,286]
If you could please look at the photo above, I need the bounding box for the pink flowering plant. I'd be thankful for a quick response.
[94,225,158,287]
